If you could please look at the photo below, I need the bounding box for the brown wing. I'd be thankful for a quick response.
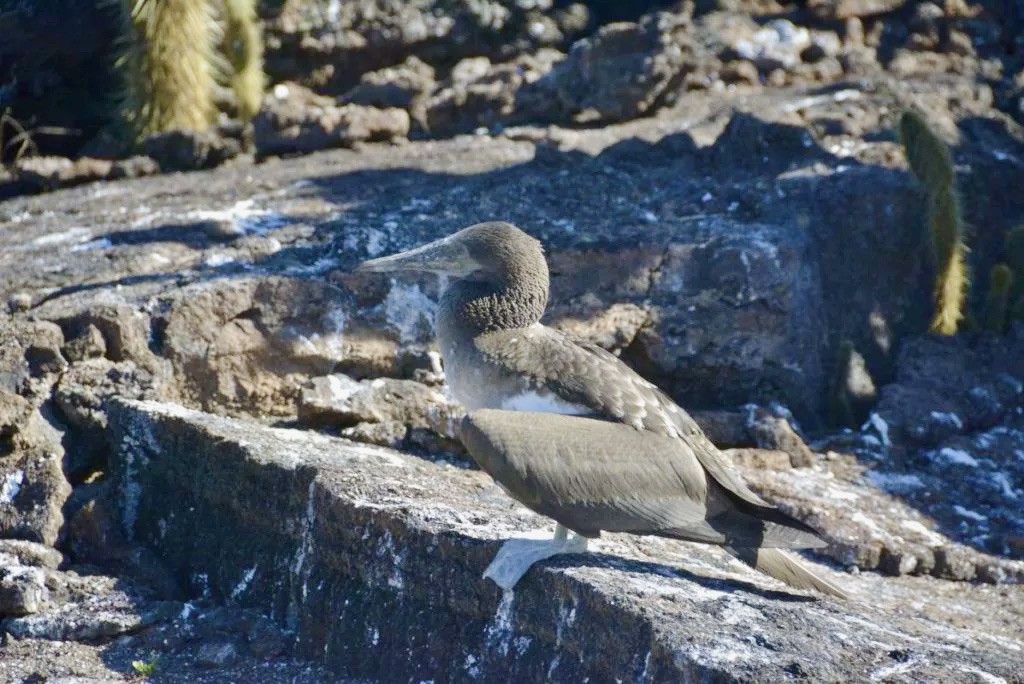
[475,325,773,510]
[461,410,825,549]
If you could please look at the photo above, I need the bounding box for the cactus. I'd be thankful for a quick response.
[982,264,1014,333]
[898,109,969,336]
[899,110,955,192]
[827,339,857,429]
[927,185,970,335]
[117,0,220,142]
[219,0,264,123]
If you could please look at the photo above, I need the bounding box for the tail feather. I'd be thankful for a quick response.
[726,546,849,599]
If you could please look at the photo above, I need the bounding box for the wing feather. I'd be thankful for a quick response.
[475,327,773,509]
[461,410,824,548]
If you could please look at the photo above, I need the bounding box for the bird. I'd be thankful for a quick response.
[357,221,847,599]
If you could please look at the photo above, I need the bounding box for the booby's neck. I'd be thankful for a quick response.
[437,267,549,341]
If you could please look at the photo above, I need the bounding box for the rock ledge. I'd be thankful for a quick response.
[107,399,1023,682]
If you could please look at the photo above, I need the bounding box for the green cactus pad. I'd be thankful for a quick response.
[827,339,857,428]
[982,263,1014,333]
[899,110,955,194]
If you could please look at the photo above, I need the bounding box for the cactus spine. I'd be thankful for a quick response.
[118,0,220,141]
[927,185,969,335]
[982,264,1013,332]
[899,110,969,336]
[220,0,264,123]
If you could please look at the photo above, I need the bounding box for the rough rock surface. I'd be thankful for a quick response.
[3,86,1023,426]
[2,17,1024,676]
[54,359,162,478]
[261,0,596,95]
[820,331,1024,562]
[0,445,70,547]
[14,156,115,193]
[422,50,566,135]
[0,569,336,682]
[297,374,465,455]
[102,399,1023,681]
[255,83,411,156]
[344,55,438,112]
[142,129,246,173]
[0,390,71,546]
[5,0,1024,171]
[0,539,63,570]
[524,11,702,125]
[747,404,817,467]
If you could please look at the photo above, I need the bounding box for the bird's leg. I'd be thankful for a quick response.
[555,523,589,552]
[483,529,589,590]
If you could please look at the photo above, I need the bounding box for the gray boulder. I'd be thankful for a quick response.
[524,12,702,124]
[255,83,411,156]
[0,390,71,546]
[298,374,465,454]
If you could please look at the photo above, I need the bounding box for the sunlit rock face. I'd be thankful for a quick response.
[102,399,1024,681]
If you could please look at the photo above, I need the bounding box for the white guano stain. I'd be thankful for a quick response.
[289,480,318,632]
[384,281,435,343]
[71,237,113,252]
[0,470,25,505]
[292,308,349,360]
[230,564,259,600]
[863,413,891,447]
[952,505,987,522]
[188,199,287,236]
[929,411,963,430]
[866,471,924,494]
[28,226,92,248]
[960,666,1008,684]
[483,590,516,659]
[936,447,979,468]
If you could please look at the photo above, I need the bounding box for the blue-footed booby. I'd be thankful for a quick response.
[357,221,847,599]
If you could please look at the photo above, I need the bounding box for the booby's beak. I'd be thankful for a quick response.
[355,234,479,277]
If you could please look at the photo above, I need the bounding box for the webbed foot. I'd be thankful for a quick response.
[483,533,589,590]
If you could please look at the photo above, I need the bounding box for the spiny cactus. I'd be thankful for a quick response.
[927,185,970,335]
[827,339,857,429]
[898,110,969,336]
[982,263,1014,333]
[899,110,955,192]
[219,0,264,123]
[117,0,220,141]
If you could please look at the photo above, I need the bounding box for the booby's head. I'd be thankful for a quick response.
[356,221,547,286]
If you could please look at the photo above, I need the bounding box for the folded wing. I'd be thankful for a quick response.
[476,328,780,510]
[460,409,825,549]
